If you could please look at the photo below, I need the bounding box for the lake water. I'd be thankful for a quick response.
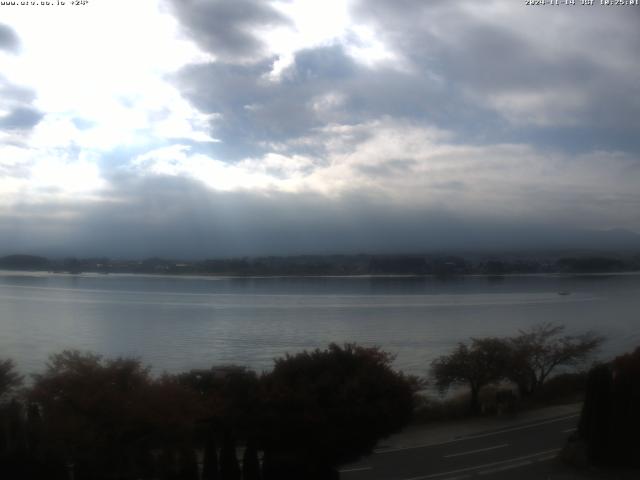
[1,270,639,378]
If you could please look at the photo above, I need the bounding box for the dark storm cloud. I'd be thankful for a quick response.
[1,172,638,259]
[164,0,289,61]
[0,23,20,53]
[0,107,44,131]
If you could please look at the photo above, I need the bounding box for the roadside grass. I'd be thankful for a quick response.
[412,372,587,425]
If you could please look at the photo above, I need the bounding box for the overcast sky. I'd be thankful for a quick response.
[0,0,639,258]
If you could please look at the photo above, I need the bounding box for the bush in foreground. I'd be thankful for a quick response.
[0,344,418,479]
[577,346,640,467]
[259,343,420,477]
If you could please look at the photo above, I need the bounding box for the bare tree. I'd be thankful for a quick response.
[431,338,510,413]
[0,358,23,401]
[506,323,604,397]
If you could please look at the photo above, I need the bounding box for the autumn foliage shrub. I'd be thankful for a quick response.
[0,344,418,479]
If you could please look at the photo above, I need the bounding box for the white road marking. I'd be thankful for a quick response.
[376,414,579,454]
[536,453,560,462]
[400,448,561,480]
[454,414,579,442]
[444,443,508,458]
[479,452,558,474]
[478,460,531,475]
[339,466,372,473]
[563,427,577,433]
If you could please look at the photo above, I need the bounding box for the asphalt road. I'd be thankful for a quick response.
[339,413,580,480]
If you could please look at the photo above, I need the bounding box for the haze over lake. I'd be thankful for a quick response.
[2,270,638,377]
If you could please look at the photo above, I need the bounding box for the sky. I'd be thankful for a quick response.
[0,0,639,258]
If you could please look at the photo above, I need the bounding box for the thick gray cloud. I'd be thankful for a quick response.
[0,79,35,104]
[0,23,20,53]
[174,44,483,160]
[0,76,43,134]
[0,107,44,130]
[172,1,640,164]
[351,0,640,150]
[165,0,288,61]
[1,172,638,259]
[2,2,640,258]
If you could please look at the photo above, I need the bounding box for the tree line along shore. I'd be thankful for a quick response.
[1,252,640,276]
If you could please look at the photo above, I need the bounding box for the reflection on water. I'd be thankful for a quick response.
[1,271,639,376]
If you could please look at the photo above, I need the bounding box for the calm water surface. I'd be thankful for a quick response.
[1,270,639,377]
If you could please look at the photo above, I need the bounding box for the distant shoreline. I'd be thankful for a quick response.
[1,252,639,278]
[2,268,640,281]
